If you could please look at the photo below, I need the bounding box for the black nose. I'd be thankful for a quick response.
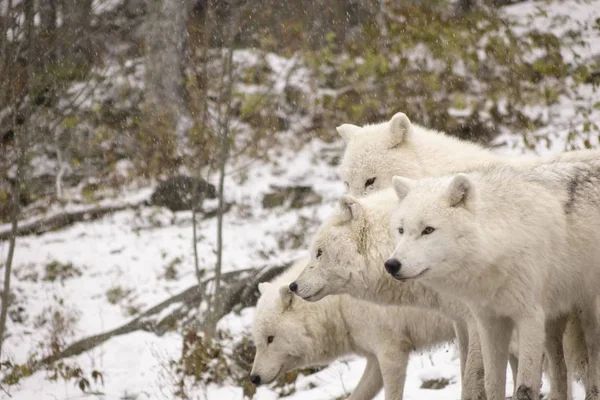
[384,258,402,275]
[289,281,298,292]
[250,374,261,385]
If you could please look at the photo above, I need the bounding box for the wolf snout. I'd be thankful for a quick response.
[384,258,402,275]
[249,374,261,385]
[289,281,298,292]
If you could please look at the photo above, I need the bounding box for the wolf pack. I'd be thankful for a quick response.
[249,112,600,400]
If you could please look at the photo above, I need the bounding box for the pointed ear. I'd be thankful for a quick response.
[338,195,364,223]
[258,282,271,295]
[339,195,368,254]
[336,124,361,143]
[447,174,475,208]
[389,112,411,148]
[392,176,414,202]
[279,285,294,311]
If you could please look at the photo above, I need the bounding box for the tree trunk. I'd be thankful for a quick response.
[0,0,34,359]
[0,181,19,360]
[190,0,214,289]
[145,0,190,121]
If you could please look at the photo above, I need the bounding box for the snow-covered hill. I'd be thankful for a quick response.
[2,0,600,399]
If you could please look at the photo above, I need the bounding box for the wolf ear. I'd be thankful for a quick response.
[278,285,294,311]
[392,176,414,202]
[338,195,364,223]
[389,112,411,148]
[336,124,361,143]
[447,174,475,209]
[258,282,271,295]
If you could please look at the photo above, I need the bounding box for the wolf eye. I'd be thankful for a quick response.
[344,181,349,189]
[422,227,435,235]
[365,177,376,188]
[267,335,274,344]
[398,227,404,235]
[316,248,323,258]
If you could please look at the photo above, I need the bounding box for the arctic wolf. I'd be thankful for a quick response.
[290,189,488,400]
[250,258,456,400]
[337,111,596,197]
[387,161,600,400]
[336,111,596,399]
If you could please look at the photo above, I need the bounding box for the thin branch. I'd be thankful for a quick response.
[205,2,239,340]
[0,0,32,361]
[191,0,215,287]
[0,180,18,361]
[191,190,202,284]
[0,382,11,398]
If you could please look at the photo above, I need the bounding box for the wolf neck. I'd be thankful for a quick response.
[407,125,504,177]
[360,273,442,311]
[302,296,356,363]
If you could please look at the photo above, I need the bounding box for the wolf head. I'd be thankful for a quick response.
[250,282,314,385]
[386,174,480,284]
[290,190,396,302]
[338,112,424,196]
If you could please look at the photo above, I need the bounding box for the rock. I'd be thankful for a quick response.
[262,185,322,209]
[420,377,451,390]
[150,175,217,212]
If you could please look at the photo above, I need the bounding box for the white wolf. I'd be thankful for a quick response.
[335,111,595,399]
[290,189,492,400]
[387,161,600,400]
[250,258,456,400]
[336,111,596,197]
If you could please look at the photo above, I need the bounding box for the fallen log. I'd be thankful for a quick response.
[0,204,132,241]
[29,261,289,371]
[0,202,233,241]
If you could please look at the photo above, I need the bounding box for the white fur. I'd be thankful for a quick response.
[250,257,456,400]
[338,111,596,400]
[292,189,489,400]
[388,161,600,400]
[338,111,598,196]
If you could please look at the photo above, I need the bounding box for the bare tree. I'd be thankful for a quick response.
[203,1,240,340]
[191,0,216,286]
[0,179,19,360]
[0,0,36,360]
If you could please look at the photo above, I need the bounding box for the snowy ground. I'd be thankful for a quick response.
[2,0,600,399]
